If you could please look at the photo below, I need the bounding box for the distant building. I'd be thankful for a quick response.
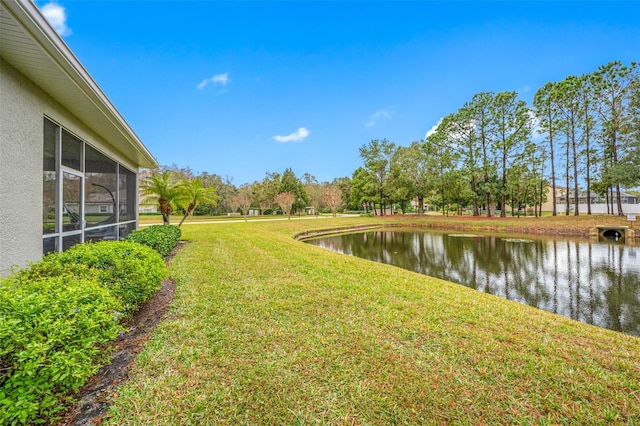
[1,1,157,274]
[137,169,159,214]
[541,186,640,214]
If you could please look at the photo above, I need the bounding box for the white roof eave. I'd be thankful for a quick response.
[0,0,158,169]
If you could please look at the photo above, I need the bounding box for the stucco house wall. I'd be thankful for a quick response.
[0,1,157,274]
[0,58,43,272]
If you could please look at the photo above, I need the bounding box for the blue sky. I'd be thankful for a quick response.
[38,1,640,186]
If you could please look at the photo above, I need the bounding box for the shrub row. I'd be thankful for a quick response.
[0,241,167,425]
[124,225,181,257]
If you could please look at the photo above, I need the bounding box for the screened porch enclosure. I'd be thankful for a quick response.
[42,117,137,254]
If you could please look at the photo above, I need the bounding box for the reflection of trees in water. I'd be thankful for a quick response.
[508,240,551,309]
[597,245,640,336]
[308,231,640,336]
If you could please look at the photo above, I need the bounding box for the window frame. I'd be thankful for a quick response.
[43,117,138,254]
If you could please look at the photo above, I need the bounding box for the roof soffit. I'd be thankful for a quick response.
[0,1,158,168]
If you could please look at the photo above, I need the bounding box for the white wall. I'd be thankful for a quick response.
[554,203,640,215]
[0,58,44,274]
[0,59,140,274]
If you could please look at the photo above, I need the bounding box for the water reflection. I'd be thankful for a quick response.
[306,230,640,337]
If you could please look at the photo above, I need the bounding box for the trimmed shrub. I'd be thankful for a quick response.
[21,241,167,316]
[0,275,122,424]
[58,241,167,315]
[1,240,167,423]
[124,225,181,257]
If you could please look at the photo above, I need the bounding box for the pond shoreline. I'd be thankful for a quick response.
[360,215,640,242]
[306,227,640,337]
[294,215,640,245]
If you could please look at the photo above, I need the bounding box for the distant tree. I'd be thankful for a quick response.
[303,173,323,215]
[506,163,534,216]
[578,72,599,214]
[433,108,482,216]
[350,167,374,213]
[426,128,460,216]
[555,76,584,215]
[359,139,397,215]
[279,168,308,214]
[228,184,253,221]
[448,172,475,215]
[176,179,219,227]
[332,177,352,210]
[491,91,532,217]
[274,192,295,219]
[250,180,268,215]
[252,172,281,214]
[524,141,548,217]
[302,173,317,186]
[198,172,235,215]
[163,164,196,180]
[388,147,413,214]
[468,92,498,217]
[623,75,640,187]
[593,61,639,215]
[140,170,180,225]
[322,185,343,217]
[534,82,562,216]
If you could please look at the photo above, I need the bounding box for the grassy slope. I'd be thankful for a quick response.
[107,217,640,425]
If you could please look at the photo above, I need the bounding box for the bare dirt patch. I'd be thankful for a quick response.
[54,241,186,426]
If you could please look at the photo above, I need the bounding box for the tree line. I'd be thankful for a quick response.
[141,165,349,223]
[352,61,639,217]
[142,61,638,219]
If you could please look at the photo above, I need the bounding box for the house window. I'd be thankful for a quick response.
[42,117,138,253]
[119,166,137,222]
[62,170,82,233]
[85,145,116,228]
[42,119,57,237]
[61,129,82,171]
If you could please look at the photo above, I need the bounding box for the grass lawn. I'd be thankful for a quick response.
[138,213,304,225]
[106,217,639,425]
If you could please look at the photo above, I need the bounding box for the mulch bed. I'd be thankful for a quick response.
[54,241,186,426]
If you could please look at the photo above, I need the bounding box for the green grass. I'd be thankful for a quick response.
[106,217,640,425]
[138,213,321,225]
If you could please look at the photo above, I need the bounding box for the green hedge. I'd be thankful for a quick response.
[56,241,167,315]
[1,240,168,424]
[124,225,181,257]
[21,241,167,316]
[0,275,122,424]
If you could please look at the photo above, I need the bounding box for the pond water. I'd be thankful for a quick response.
[306,229,640,337]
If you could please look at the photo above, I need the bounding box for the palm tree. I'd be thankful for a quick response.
[176,179,219,227]
[140,170,180,225]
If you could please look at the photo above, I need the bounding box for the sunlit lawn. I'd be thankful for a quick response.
[107,217,639,425]
[138,213,330,225]
[139,211,635,230]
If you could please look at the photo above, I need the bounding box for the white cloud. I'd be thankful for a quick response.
[425,117,443,139]
[273,127,310,143]
[365,109,392,127]
[40,2,72,37]
[197,73,230,90]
